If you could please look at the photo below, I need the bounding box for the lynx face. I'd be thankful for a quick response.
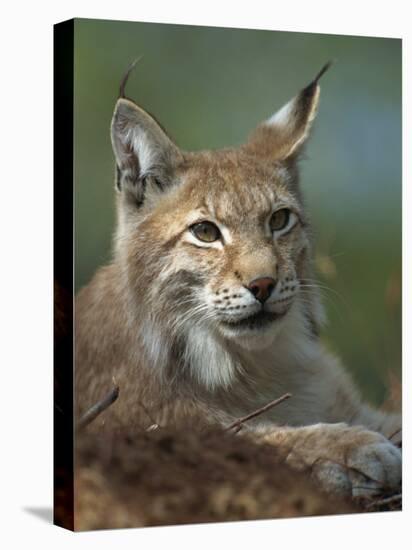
[116,151,311,351]
[111,63,329,381]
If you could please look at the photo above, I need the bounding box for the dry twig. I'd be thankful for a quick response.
[225,393,292,432]
[77,384,120,431]
[136,401,162,430]
[387,427,402,447]
[365,493,402,510]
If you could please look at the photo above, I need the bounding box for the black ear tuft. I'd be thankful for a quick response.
[246,62,333,162]
[118,56,143,100]
[301,61,332,103]
[313,60,333,84]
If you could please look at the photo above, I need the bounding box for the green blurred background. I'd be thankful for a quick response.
[74,19,401,406]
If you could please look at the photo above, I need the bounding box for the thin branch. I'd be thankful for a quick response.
[387,427,402,443]
[77,385,120,431]
[225,393,292,432]
[146,424,160,432]
[365,494,402,509]
[137,401,162,429]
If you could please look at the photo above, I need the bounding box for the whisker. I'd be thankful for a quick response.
[298,288,345,324]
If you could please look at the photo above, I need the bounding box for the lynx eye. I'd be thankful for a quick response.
[190,221,221,243]
[270,208,292,233]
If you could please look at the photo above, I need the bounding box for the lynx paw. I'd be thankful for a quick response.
[287,424,402,498]
[274,424,402,496]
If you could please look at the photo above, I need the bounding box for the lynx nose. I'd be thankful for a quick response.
[246,277,276,304]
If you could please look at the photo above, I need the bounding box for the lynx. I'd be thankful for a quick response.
[75,62,401,497]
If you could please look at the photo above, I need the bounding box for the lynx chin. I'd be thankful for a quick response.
[76,61,401,498]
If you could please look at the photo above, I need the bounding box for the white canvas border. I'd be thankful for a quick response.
[0,1,409,549]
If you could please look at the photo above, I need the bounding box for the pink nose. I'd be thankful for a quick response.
[246,277,276,304]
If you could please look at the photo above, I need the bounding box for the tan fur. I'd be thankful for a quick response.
[75,64,401,497]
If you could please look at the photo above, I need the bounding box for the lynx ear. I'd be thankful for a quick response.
[246,62,331,162]
[111,98,181,204]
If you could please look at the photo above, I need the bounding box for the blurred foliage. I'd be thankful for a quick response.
[74,19,401,406]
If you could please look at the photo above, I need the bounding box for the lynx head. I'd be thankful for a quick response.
[110,62,330,388]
